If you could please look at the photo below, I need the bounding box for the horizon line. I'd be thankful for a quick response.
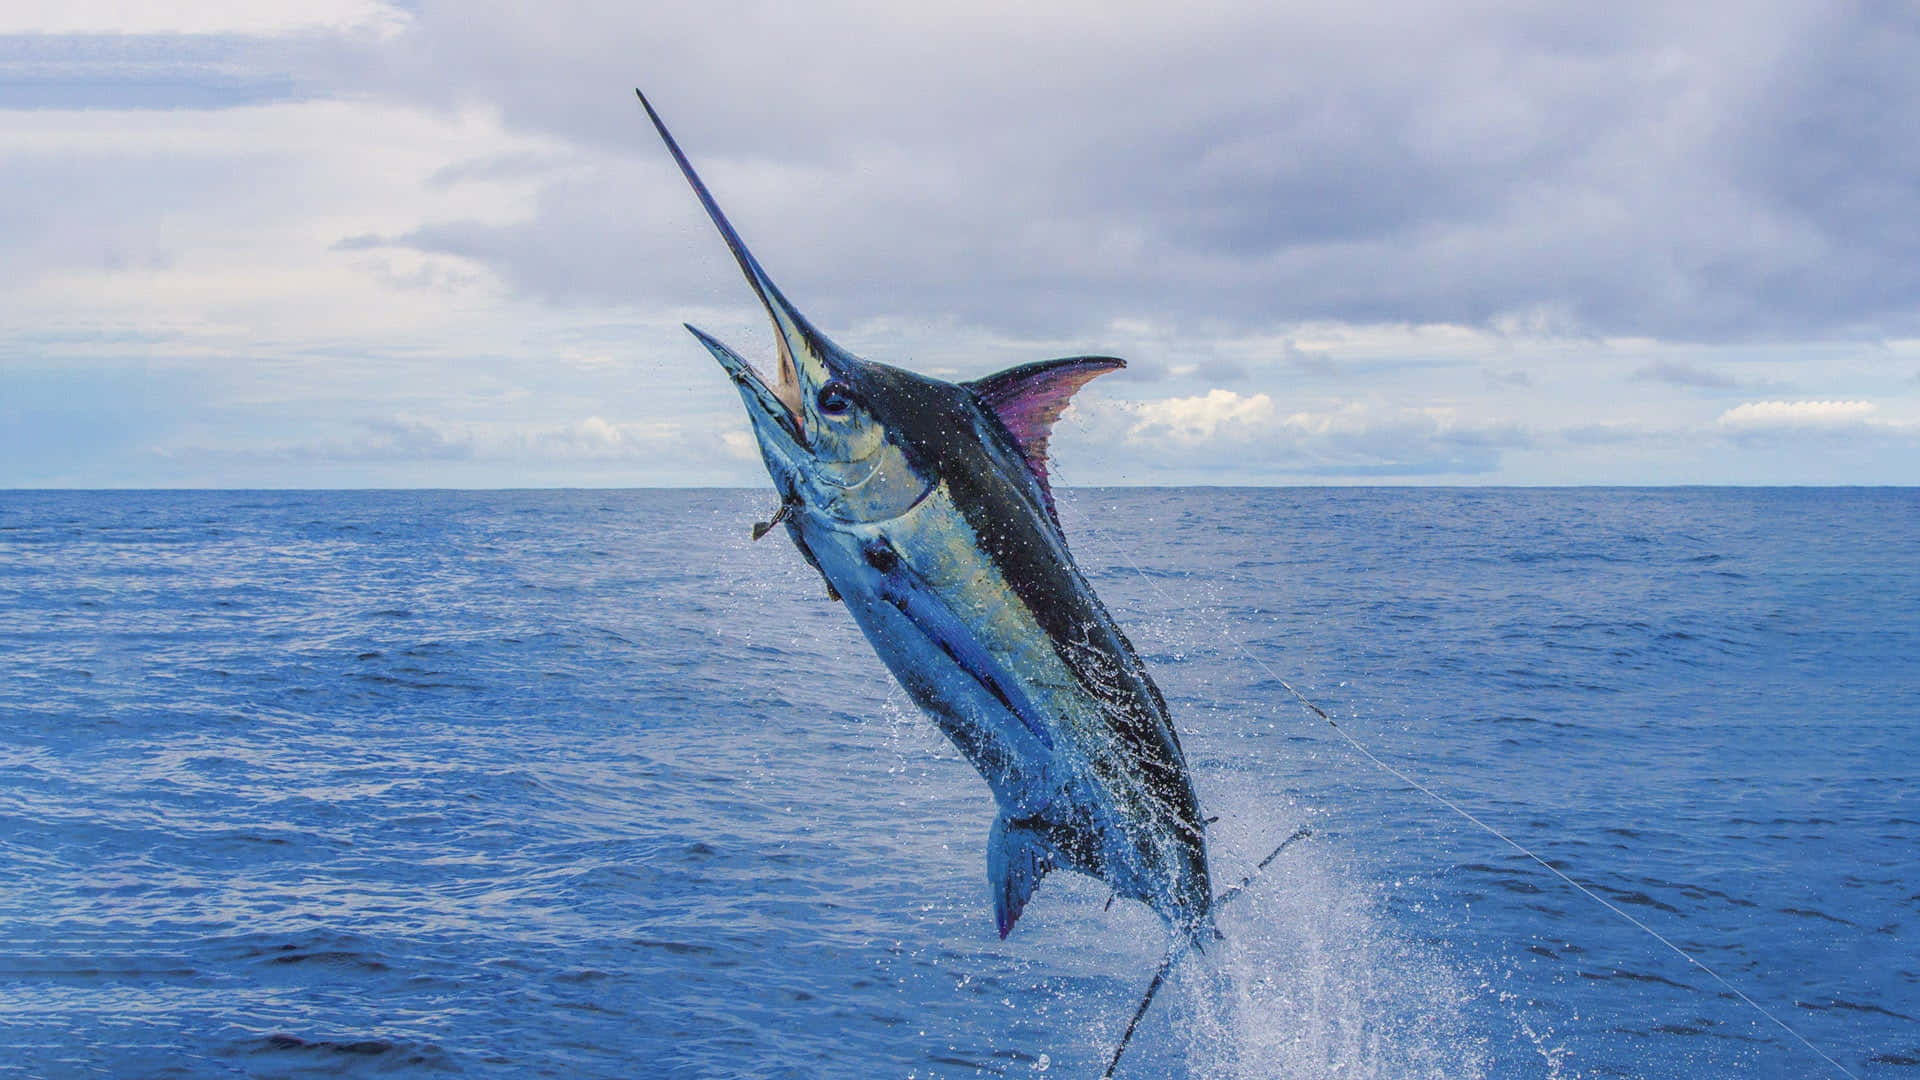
[6,483,1917,494]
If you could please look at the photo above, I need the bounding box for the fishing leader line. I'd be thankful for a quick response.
[1043,448,1861,1080]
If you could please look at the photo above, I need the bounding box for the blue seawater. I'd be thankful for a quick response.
[0,488,1914,1079]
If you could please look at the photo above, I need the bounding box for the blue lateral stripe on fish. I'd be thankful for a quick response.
[637,89,1213,941]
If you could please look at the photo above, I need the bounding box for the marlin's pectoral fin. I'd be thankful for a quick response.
[878,571,1055,752]
[988,814,1054,939]
[783,518,841,601]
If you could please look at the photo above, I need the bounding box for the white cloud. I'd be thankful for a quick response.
[0,1,407,36]
[1062,390,1537,480]
[535,416,626,456]
[164,414,691,465]
[447,414,662,461]
[1125,389,1276,443]
[1717,400,1877,429]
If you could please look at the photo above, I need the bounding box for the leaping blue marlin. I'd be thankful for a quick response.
[637,91,1212,942]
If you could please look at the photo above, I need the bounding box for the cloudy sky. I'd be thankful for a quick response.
[3,1,1918,487]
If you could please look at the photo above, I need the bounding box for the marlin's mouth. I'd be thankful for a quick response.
[705,314,807,440]
[684,323,805,445]
[749,331,807,440]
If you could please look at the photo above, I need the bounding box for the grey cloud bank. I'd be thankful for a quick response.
[367,2,1920,342]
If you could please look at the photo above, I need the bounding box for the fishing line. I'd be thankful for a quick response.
[1045,447,1860,1080]
[1102,826,1314,1079]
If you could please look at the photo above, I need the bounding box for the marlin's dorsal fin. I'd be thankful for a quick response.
[967,356,1124,523]
[987,814,1055,939]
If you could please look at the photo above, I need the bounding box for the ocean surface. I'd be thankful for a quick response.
[1,487,1914,1079]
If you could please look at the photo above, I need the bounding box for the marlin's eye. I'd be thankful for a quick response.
[816,381,855,416]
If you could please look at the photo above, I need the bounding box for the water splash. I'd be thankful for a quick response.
[1162,821,1485,1079]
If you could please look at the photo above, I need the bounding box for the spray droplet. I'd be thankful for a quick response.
[1033,1052,1050,1072]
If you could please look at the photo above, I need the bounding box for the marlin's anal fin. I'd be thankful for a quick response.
[965,356,1124,524]
[988,813,1054,939]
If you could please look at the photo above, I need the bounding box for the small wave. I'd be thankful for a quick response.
[634,937,717,957]
[1779,905,1856,926]
[246,1032,456,1070]
[1796,998,1917,1023]
[1588,885,1683,914]
[1578,967,1695,992]
[257,1034,394,1056]
[1505,549,1625,565]
[1669,881,1759,909]
[552,967,613,985]
[1652,1019,1712,1036]
[264,947,393,974]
